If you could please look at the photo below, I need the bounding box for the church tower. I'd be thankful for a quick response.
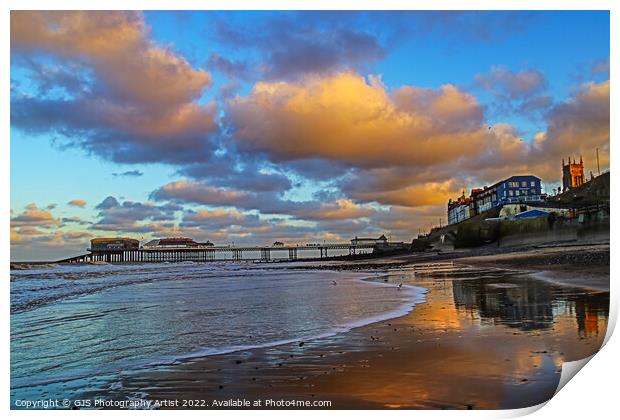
[562,156,585,192]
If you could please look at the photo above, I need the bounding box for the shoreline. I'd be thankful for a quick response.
[105,245,609,410]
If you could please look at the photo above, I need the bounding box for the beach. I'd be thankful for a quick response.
[66,243,609,410]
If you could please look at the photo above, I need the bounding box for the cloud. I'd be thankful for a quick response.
[150,180,299,216]
[207,53,252,80]
[181,208,263,230]
[113,170,144,177]
[150,178,374,222]
[226,71,608,208]
[10,203,94,261]
[516,95,553,115]
[180,162,293,192]
[591,58,610,75]
[96,196,120,210]
[294,199,375,221]
[11,203,61,227]
[391,11,536,43]
[227,72,491,169]
[538,80,610,170]
[284,158,351,181]
[61,216,91,226]
[212,14,385,79]
[474,66,547,100]
[150,181,250,207]
[68,199,87,207]
[91,196,182,233]
[348,181,461,208]
[10,11,218,164]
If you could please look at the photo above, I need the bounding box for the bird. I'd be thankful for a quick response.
[397,283,403,290]
[332,280,338,286]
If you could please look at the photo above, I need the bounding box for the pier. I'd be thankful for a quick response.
[56,243,375,264]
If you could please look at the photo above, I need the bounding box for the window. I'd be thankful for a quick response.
[515,190,520,196]
[509,190,513,196]
[521,181,527,187]
[531,181,536,187]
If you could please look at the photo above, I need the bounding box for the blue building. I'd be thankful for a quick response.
[473,175,544,213]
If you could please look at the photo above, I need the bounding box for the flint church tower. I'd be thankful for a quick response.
[562,156,585,192]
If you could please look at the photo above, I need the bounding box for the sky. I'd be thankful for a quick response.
[9,10,610,260]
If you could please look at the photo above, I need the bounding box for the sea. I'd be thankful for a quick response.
[10,261,426,405]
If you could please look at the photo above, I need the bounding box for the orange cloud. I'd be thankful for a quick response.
[10,11,217,164]
[228,72,492,168]
[538,80,610,171]
[297,199,375,221]
[68,199,87,207]
[151,181,249,206]
[11,11,211,108]
[11,204,60,228]
[352,181,461,208]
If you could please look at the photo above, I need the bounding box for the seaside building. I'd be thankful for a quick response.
[447,192,472,225]
[89,238,139,251]
[350,235,388,246]
[446,176,544,224]
[473,175,543,213]
[562,156,585,192]
[142,237,214,249]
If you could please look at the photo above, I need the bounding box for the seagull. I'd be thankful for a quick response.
[397,283,403,290]
[332,280,338,286]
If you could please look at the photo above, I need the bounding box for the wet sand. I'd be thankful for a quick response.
[105,252,609,410]
[454,244,609,291]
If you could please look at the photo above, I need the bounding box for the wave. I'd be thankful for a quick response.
[11,271,427,393]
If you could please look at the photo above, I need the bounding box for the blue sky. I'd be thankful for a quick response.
[10,11,610,260]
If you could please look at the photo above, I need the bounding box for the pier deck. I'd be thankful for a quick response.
[56,244,375,264]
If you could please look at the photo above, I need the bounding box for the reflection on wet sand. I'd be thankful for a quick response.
[102,264,609,409]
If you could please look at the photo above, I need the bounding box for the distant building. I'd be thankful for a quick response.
[447,191,471,225]
[158,237,198,247]
[142,239,161,249]
[562,156,585,191]
[446,176,544,224]
[474,175,543,213]
[90,237,139,251]
[351,234,388,246]
[142,238,214,248]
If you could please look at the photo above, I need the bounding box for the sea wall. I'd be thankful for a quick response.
[418,208,609,251]
[498,207,609,247]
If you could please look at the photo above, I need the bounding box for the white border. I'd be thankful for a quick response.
[3,1,617,419]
